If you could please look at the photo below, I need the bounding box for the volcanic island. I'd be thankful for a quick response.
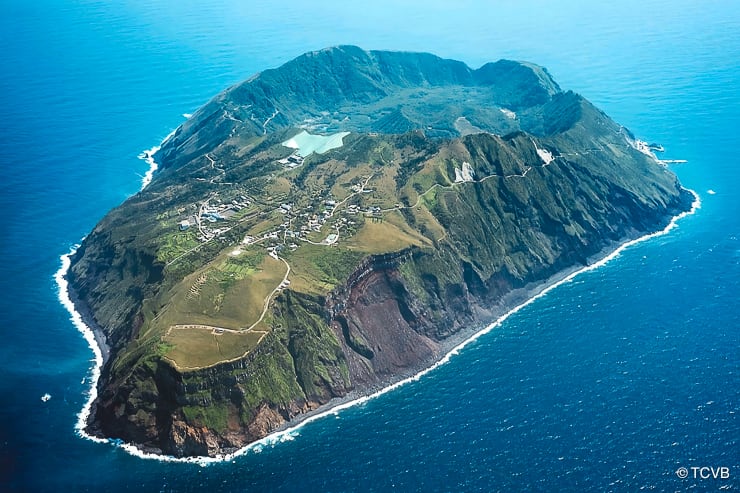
[66,46,694,457]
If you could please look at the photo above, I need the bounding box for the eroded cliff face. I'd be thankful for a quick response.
[68,226,163,357]
[77,157,693,457]
[90,311,346,456]
[86,184,691,456]
[66,46,696,457]
[86,252,453,455]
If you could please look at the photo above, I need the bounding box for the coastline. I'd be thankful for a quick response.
[54,130,175,449]
[261,187,702,453]
[56,180,700,464]
[138,129,175,189]
[55,248,109,445]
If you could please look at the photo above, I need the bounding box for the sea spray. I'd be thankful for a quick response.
[138,129,175,189]
[56,177,700,463]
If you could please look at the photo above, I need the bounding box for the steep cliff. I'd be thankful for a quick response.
[68,46,693,457]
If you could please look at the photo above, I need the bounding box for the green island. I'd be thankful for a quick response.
[68,46,693,457]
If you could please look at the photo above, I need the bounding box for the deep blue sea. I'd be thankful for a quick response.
[1,1,738,491]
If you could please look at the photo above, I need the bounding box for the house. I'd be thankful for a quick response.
[323,233,338,245]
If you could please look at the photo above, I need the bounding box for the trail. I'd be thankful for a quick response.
[262,109,279,134]
[246,256,291,332]
[382,155,555,213]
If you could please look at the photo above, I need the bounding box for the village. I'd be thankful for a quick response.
[174,166,379,264]
[154,127,584,372]
[167,128,395,265]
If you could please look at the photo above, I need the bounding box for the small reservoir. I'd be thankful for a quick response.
[282,130,350,157]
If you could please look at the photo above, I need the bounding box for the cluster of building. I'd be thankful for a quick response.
[277,153,304,168]
[174,173,379,263]
[207,195,251,217]
[266,240,300,259]
[250,192,371,255]
[178,194,253,243]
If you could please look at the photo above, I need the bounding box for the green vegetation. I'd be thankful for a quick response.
[182,402,230,434]
[68,46,693,457]
[155,342,175,357]
[163,328,266,370]
[284,244,365,293]
[346,216,426,254]
[277,291,350,400]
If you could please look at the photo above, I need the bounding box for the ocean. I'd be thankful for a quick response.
[1,1,738,491]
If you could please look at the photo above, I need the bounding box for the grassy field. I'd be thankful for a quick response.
[283,243,364,294]
[137,134,460,370]
[409,204,447,242]
[175,254,284,327]
[364,165,400,209]
[150,250,287,369]
[224,255,286,322]
[157,229,200,263]
[345,215,427,254]
[163,327,267,370]
[329,162,373,199]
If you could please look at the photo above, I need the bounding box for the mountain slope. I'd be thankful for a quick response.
[67,46,693,457]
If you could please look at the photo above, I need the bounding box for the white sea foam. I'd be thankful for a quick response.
[58,186,700,464]
[55,246,108,446]
[137,129,176,190]
[138,149,158,189]
[53,128,179,452]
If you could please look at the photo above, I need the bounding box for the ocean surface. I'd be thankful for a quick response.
[1,1,738,491]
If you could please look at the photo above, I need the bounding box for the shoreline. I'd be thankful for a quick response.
[56,171,700,464]
[55,248,109,446]
[54,129,176,448]
[138,129,176,189]
[263,188,702,449]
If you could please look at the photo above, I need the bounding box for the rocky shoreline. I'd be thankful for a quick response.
[279,183,699,449]
[262,226,680,444]
[211,188,698,459]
